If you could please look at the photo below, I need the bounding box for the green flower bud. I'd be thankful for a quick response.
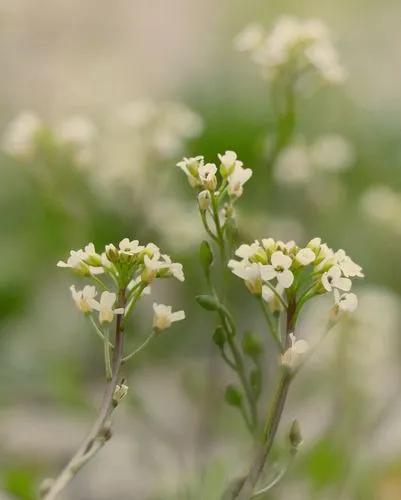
[241,331,263,359]
[224,384,242,407]
[213,326,226,349]
[196,294,220,311]
[199,240,213,274]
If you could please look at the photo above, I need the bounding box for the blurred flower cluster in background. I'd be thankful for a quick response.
[1,0,401,499]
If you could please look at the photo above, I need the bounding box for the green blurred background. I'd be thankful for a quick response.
[1,1,401,499]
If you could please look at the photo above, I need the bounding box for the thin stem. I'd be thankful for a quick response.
[88,316,114,348]
[199,208,218,242]
[211,193,226,263]
[42,291,127,500]
[262,281,288,309]
[103,328,112,381]
[90,274,109,291]
[122,331,155,363]
[258,298,283,352]
[229,305,297,500]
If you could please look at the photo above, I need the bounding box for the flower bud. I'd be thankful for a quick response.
[289,419,303,450]
[105,244,119,263]
[224,384,242,407]
[113,383,128,405]
[196,294,220,311]
[199,240,213,274]
[213,326,226,349]
[198,190,211,210]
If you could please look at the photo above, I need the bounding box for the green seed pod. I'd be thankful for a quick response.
[199,240,213,274]
[213,326,226,349]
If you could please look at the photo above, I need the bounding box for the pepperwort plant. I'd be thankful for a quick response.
[40,239,185,500]
[177,150,363,500]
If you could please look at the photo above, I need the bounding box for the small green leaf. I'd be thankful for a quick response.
[213,326,226,349]
[224,384,242,407]
[196,294,220,311]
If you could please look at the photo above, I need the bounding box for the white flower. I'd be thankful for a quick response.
[321,265,351,292]
[176,156,203,187]
[57,249,104,275]
[198,190,211,210]
[295,248,315,266]
[2,111,42,157]
[152,303,185,331]
[228,261,263,294]
[227,162,252,197]
[218,150,238,167]
[92,291,124,324]
[281,333,309,368]
[334,250,364,278]
[261,251,294,288]
[198,162,217,190]
[160,254,185,282]
[118,238,144,255]
[334,290,358,312]
[83,243,102,266]
[234,24,265,52]
[70,285,97,313]
[235,241,265,262]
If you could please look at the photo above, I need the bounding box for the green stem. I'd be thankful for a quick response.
[104,328,113,381]
[258,298,283,352]
[88,316,114,348]
[122,331,155,363]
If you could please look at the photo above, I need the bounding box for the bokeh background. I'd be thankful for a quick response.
[1,1,401,499]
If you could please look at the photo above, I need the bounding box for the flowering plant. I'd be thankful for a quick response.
[178,149,363,499]
[40,239,185,499]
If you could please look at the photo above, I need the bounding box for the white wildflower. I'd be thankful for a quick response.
[176,156,203,187]
[152,303,185,331]
[92,291,124,324]
[295,248,316,266]
[234,24,265,52]
[281,333,309,368]
[227,161,252,197]
[2,111,42,157]
[334,290,358,312]
[198,162,218,191]
[70,285,97,313]
[198,190,211,210]
[261,251,294,288]
[321,265,351,292]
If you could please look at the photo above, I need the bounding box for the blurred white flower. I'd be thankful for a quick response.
[281,333,309,368]
[234,24,265,52]
[56,115,96,146]
[197,190,211,210]
[92,291,124,324]
[360,185,401,234]
[237,16,345,85]
[274,144,311,184]
[274,134,354,185]
[198,162,218,190]
[334,290,358,312]
[228,261,264,294]
[310,134,354,172]
[2,111,42,157]
[152,303,185,331]
[57,249,103,276]
[227,161,253,197]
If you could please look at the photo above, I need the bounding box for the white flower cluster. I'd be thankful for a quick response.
[235,17,346,85]
[1,111,96,164]
[229,237,363,312]
[274,134,355,185]
[177,151,252,209]
[360,186,401,235]
[116,99,203,158]
[58,238,185,331]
